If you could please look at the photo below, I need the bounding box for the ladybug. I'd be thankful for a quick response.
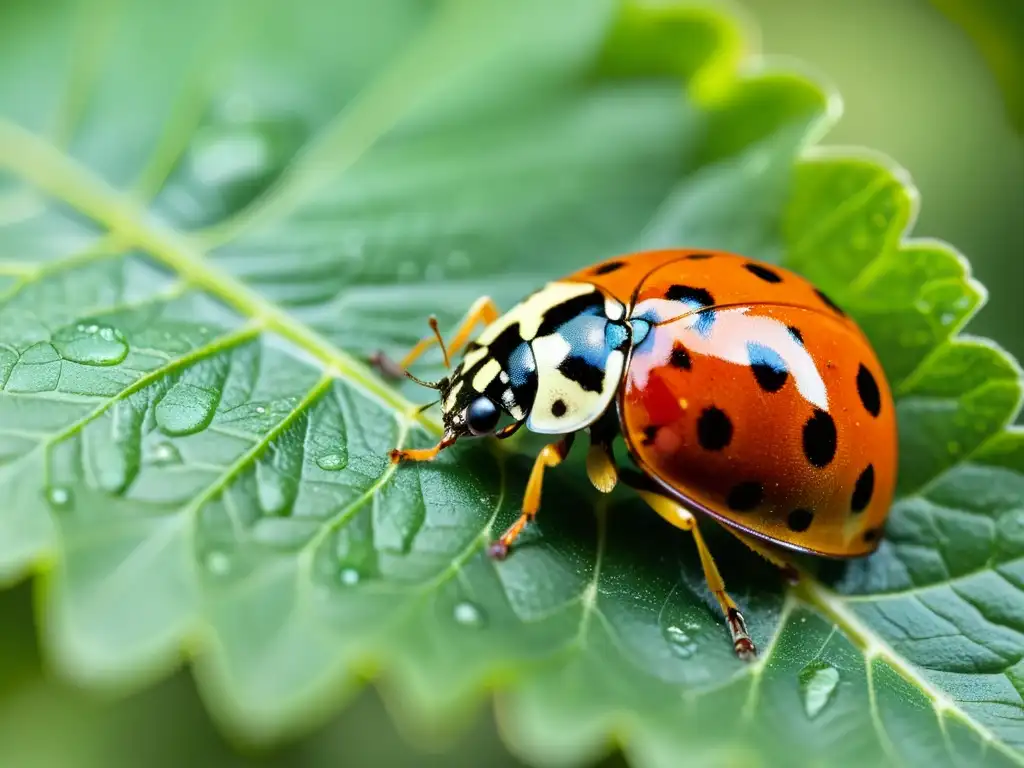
[380,249,897,659]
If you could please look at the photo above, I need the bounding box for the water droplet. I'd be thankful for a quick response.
[155,383,217,436]
[150,442,183,467]
[205,550,231,576]
[317,452,348,471]
[453,601,485,627]
[255,406,266,415]
[52,322,128,366]
[256,459,294,516]
[664,625,698,658]
[940,313,955,326]
[45,486,72,509]
[424,263,444,281]
[954,296,971,309]
[192,129,269,187]
[799,661,840,719]
[339,568,360,586]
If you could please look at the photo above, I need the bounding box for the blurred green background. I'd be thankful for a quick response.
[2,0,1020,766]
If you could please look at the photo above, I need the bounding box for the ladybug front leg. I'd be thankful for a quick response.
[488,434,575,559]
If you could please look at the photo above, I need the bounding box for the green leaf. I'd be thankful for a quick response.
[930,0,1024,135]
[0,1,1021,767]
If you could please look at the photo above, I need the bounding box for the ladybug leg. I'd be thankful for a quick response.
[585,442,618,493]
[372,297,501,376]
[585,408,619,494]
[728,530,801,585]
[390,433,457,463]
[488,434,575,559]
[634,488,757,661]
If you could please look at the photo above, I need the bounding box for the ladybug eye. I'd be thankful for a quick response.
[466,397,500,436]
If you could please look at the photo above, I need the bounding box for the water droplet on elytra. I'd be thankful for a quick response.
[339,568,360,586]
[205,551,231,576]
[150,442,183,467]
[453,601,485,627]
[664,625,698,658]
[52,322,128,366]
[45,486,72,509]
[317,452,348,471]
[799,660,840,719]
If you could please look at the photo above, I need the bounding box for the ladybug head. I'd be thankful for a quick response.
[429,347,532,443]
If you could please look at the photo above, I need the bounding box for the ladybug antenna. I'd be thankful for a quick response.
[404,370,442,390]
[416,398,440,413]
[428,316,451,369]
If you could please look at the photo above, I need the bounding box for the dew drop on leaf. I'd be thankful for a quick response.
[205,551,231,576]
[150,442,183,467]
[798,660,840,719]
[191,128,270,187]
[45,485,72,509]
[52,322,129,366]
[339,568,360,586]
[316,452,348,471]
[255,406,266,415]
[256,461,293,516]
[453,601,485,628]
[155,383,217,436]
[663,625,698,658]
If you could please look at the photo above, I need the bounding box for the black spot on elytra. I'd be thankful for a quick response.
[535,291,604,337]
[641,425,659,445]
[787,325,804,345]
[697,406,733,451]
[670,345,692,370]
[863,527,882,543]
[551,399,567,418]
[726,481,763,511]
[744,263,783,283]
[802,409,837,468]
[814,288,846,316]
[685,252,714,260]
[788,508,814,532]
[665,284,714,308]
[593,260,625,275]
[851,464,875,512]
[557,356,604,393]
[857,364,882,417]
[751,360,788,393]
